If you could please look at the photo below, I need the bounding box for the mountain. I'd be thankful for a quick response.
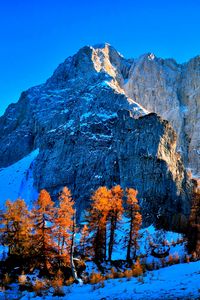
[0,43,197,226]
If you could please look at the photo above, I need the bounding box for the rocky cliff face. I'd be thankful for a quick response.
[115,110,190,227]
[121,53,200,177]
[0,43,195,226]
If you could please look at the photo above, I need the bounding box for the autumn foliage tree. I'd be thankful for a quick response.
[0,184,144,280]
[187,180,200,257]
[108,185,124,261]
[88,186,111,261]
[125,188,142,262]
[32,189,56,271]
[0,187,78,277]
[53,187,74,263]
[0,199,32,257]
[87,185,124,261]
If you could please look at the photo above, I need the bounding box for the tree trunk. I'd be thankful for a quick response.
[104,224,107,261]
[70,210,79,282]
[108,215,116,261]
[95,226,105,262]
[126,209,133,262]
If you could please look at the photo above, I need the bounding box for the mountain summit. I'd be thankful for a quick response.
[47,44,200,177]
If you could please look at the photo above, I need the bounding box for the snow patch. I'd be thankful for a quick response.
[0,149,39,208]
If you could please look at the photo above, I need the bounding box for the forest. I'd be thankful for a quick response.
[0,185,199,296]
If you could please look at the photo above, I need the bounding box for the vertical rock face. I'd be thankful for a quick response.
[114,110,190,226]
[0,44,196,225]
[122,54,200,176]
[32,109,191,226]
[178,57,200,175]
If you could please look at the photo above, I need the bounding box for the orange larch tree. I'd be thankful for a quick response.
[0,199,32,257]
[187,181,200,257]
[125,188,142,262]
[108,185,124,261]
[32,189,56,270]
[88,186,111,261]
[53,187,75,264]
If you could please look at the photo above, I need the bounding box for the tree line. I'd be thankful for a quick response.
[0,185,142,278]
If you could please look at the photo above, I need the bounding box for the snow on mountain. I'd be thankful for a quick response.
[0,149,39,208]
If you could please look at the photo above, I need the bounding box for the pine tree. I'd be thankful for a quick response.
[108,185,124,261]
[88,186,111,261]
[0,199,32,257]
[32,189,56,270]
[125,188,142,262]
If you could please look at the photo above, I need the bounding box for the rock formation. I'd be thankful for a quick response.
[0,43,196,226]
[122,53,200,176]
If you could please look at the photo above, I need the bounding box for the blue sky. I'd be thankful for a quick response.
[0,0,199,116]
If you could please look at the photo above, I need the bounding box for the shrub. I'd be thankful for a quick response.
[171,240,176,246]
[33,279,47,296]
[131,260,143,277]
[105,272,114,280]
[168,254,174,266]
[185,255,190,263]
[163,239,169,246]
[117,272,124,278]
[90,272,104,285]
[66,276,74,286]
[146,263,154,271]
[137,276,144,284]
[161,258,166,268]
[3,273,11,286]
[173,253,180,264]
[191,251,197,261]
[18,273,27,286]
[51,270,65,296]
[111,267,118,279]
[123,269,132,280]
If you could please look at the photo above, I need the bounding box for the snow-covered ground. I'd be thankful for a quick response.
[60,261,200,300]
[58,261,200,300]
[0,261,199,299]
[107,219,185,263]
[0,149,39,208]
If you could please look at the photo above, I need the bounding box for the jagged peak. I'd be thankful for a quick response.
[91,42,111,49]
[184,54,200,68]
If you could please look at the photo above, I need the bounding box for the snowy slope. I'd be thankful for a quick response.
[66,261,200,300]
[1,261,199,299]
[0,149,39,208]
